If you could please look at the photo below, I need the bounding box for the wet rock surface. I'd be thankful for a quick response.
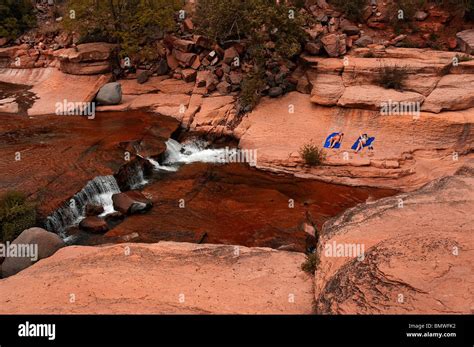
[104,163,395,252]
[0,111,179,219]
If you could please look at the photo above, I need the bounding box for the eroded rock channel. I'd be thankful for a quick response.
[0,109,395,253]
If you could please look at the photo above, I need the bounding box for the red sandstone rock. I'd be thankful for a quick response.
[112,191,153,215]
[314,167,474,314]
[0,242,314,314]
[79,216,109,233]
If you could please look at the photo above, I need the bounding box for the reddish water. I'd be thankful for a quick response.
[84,162,396,252]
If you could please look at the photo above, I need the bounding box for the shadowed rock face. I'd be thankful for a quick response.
[0,111,179,219]
[0,242,314,314]
[314,163,474,314]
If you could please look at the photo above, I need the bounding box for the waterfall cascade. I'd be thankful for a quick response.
[45,175,121,235]
[149,139,237,171]
[125,163,148,189]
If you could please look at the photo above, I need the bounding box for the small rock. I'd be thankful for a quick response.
[156,59,169,76]
[172,38,195,52]
[217,81,232,95]
[112,191,153,215]
[182,69,197,83]
[456,29,474,55]
[415,10,429,21]
[196,70,210,87]
[79,216,109,233]
[173,49,197,67]
[166,53,180,70]
[321,33,347,57]
[137,71,150,84]
[355,35,374,47]
[105,211,125,224]
[305,42,321,55]
[96,82,122,105]
[223,46,239,65]
[85,204,105,217]
[268,86,283,98]
[342,25,360,36]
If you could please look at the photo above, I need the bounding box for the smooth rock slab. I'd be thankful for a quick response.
[422,74,474,113]
[0,242,314,314]
[315,168,474,314]
[337,85,425,111]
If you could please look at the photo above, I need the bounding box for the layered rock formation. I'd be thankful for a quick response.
[235,92,474,191]
[0,67,110,115]
[0,242,313,314]
[231,48,474,192]
[314,163,474,314]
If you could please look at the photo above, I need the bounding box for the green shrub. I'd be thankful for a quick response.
[0,0,36,40]
[238,69,265,113]
[455,54,474,62]
[63,0,182,58]
[375,65,408,90]
[299,142,326,166]
[0,191,36,243]
[301,252,319,274]
[328,0,367,22]
[194,0,307,59]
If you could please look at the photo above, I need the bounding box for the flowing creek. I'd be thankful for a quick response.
[46,136,397,252]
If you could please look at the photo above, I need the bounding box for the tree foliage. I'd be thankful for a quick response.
[0,0,36,39]
[194,0,307,59]
[0,191,36,243]
[63,0,183,58]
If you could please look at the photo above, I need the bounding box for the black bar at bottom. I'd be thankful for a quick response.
[0,314,472,346]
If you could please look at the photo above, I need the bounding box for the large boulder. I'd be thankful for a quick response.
[0,242,313,314]
[321,33,347,57]
[1,228,64,278]
[96,82,122,105]
[314,168,474,314]
[55,42,117,75]
[112,191,153,215]
[456,29,474,54]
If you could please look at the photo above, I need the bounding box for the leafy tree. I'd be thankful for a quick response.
[63,0,183,58]
[0,0,36,40]
[328,0,368,22]
[194,0,307,59]
[0,191,36,243]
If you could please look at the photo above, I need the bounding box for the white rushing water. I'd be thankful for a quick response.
[149,138,238,172]
[47,139,240,236]
[45,175,121,235]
